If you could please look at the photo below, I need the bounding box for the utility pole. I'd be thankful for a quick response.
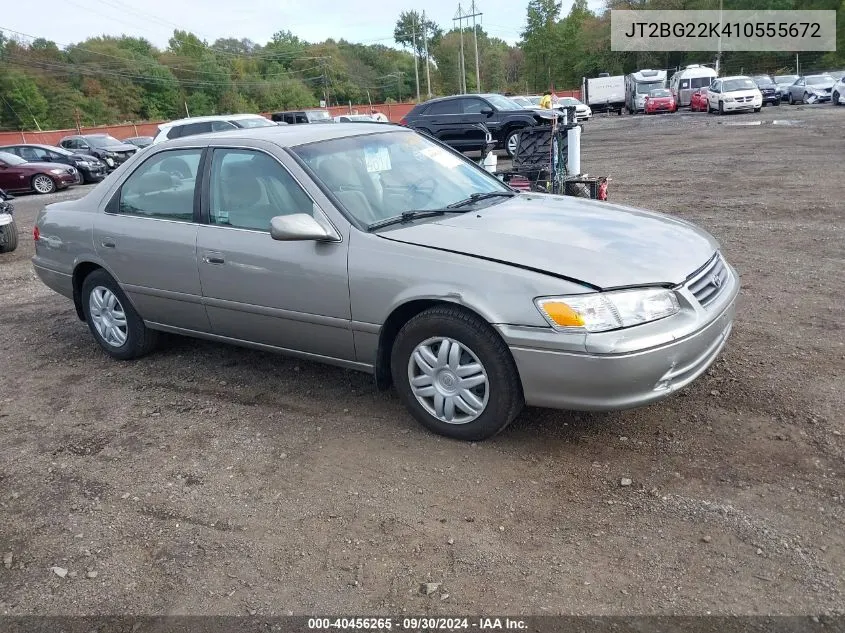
[467,0,482,92]
[715,0,722,75]
[422,10,432,98]
[412,14,420,102]
[454,3,466,94]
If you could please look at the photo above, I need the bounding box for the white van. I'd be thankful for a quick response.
[669,65,718,107]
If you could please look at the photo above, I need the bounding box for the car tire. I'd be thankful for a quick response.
[81,269,158,361]
[834,91,840,105]
[504,129,521,158]
[718,101,725,115]
[390,305,524,441]
[0,218,18,253]
[31,174,56,194]
[754,107,761,113]
[788,93,794,105]
[773,99,780,106]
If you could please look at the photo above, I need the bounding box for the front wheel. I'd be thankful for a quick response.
[31,174,56,194]
[391,305,524,441]
[834,91,840,106]
[718,101,725,115]
[754,107,761,113]
[0,218,18,253]
[81,269,158,360]
[788,93,795,105]
[505,130,520,158]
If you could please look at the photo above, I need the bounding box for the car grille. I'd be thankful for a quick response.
[685,253,730,307]
[734,96,753,102]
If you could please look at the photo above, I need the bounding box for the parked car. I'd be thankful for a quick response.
[784,74,835,104]
[0,188,16,254]
[0,151,78,194]
[153,114,278,145]
[644,89,676,114]
[707,76,763,114]
[271,110,333,124]
[400,93,555,157]
[32,123,738,441]
[509,96,534,108]
[333,114,378,123]
[752,75,781,106]
[124,136,154,149]
[556,97,592,121]
[0,143,107,183]
[832,76,845,106]
[58,134,138,170]
[689,88,709,112]
[773,74,799,99]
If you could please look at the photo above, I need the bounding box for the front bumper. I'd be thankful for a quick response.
[722,99,761,111]
[498,264,739,411]
[55,172,78,188]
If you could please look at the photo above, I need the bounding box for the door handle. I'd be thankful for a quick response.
[203,254,225,265]
[101,239,115,248]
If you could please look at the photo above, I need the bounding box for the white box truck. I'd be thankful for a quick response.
[581,73,625,115]
[624,69,668,113]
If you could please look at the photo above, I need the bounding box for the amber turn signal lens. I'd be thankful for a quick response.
[540,301,585,327]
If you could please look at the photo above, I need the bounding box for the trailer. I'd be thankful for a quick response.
[492,107,609,200]
[624,69,668,113]
[669,64,718,107]
[581,73,625,115]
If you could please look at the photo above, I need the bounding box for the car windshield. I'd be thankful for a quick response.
[510,96,531,106]
[754,77,775,86]
[636,81,664,94]
[649,89,671,97]
[43,145,73,156]
[306,110,332,122]
[722,78,757,92]
[775,75,798,84]
[0,151,26,165]
[806,75,833,85]
[558,97,581,106]
[292,131,511,226]
[485,94,522,110]
[86,135,125,148]
[233,117,276,128]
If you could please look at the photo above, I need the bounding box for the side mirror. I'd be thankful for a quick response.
[270,213,335,241]
[480,107,494,116]
[42,156,52,162]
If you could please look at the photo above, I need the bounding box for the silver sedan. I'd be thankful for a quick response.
[32,124,738,441]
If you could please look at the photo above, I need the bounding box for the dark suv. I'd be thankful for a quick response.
[271,110,333,124]
[58,134,138,170]
[400,93,555,157]
[752,75,781,106]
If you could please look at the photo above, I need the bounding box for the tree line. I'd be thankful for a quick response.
[0,0,842,131]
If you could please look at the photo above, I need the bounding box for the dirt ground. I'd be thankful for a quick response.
[0,105,843,617]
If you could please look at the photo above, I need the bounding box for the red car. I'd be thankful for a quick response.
[644,89,677,114]
[690,88,709,112]
[0,151,78,194]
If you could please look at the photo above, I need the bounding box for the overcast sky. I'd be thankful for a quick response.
[2,0,605,50]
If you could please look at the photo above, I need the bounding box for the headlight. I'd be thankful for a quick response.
[74,160,90,167]
[723,97,735,102]
[49,168,66,175]
[535,288,681,333]
[104,151,116,157]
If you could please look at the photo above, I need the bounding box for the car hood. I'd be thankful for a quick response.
[808,82,834,90]
[376,194,719,290]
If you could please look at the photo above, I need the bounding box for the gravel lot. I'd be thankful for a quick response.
[1,106,843,616]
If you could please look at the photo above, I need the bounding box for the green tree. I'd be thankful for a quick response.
[0,69,49,129]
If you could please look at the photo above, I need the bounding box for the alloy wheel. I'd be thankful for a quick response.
[32,175,55,194]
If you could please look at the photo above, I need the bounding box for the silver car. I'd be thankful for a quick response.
[32,124,738,441]
[785,74,836,104]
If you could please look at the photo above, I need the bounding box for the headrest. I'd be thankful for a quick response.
[133,172,174,195]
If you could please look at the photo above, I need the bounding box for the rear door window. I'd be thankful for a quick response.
[116,149,203,221]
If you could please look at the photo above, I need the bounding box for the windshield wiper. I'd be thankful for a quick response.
[367,209,470,231]
[446,191,516,209]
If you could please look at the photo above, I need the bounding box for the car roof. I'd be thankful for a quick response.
[0,143,58,149]
[718,75,753,81]
[161,121,407,149]
[158,113,269,130]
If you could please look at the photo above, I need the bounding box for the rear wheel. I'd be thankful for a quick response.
[81,269,158,360]
[390,305,524,441]
[0,218,18,253]
[31,174,56,194]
